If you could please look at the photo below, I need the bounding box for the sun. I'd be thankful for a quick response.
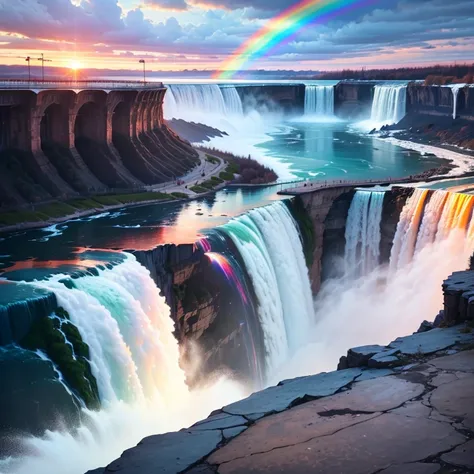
[69,60,82,70]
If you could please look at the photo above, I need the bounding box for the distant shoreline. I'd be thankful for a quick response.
[2,138,473,236]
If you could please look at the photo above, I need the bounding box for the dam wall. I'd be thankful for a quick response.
[0,83,199,207]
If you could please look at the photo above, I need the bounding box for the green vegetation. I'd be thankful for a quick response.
[20,308,100,409]
[0,192,173,227]
[190,185,209,194]
[171,192,189,200]
[219,171,235,181]
[211,176,224,184]
[205,154,219,165]
[199,147,278,184]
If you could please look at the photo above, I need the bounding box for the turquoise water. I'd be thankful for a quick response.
[256,121,443,181]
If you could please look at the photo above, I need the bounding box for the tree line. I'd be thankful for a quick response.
[317,64,474,84]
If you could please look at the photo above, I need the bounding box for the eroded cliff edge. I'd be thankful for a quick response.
[89,268,474,474]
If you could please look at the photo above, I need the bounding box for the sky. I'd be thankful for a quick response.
[0,0,473,74]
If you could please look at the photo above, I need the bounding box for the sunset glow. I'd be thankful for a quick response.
[0,0,472,74]
[68,60,82,71]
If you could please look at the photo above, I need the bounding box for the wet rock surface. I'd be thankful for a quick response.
[97,327,474,474]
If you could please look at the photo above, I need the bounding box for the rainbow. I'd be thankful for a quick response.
[214,0,375,80]
[205,252,249,304]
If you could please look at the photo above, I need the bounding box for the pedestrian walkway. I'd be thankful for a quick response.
[150,150,227,196]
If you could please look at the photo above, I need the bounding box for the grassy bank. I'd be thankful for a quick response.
[198,147,278,184]
[0,192,172,227]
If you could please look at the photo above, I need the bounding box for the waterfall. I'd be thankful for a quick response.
[217,201,314,377]
[164,87,177,120]
[371,84,407,126]
[449,84,464,119]
[391,189,474,271]
[436,192,474,241]
[8,253,246,474]
[415,190,449,253]
[305,85,334,116]
[164,84,244,121]
[344,191,385,277]
[390,189,428,271]
[221,86,244,116]
[34,255,187,405]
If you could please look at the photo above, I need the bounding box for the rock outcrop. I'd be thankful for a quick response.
[407,84,474,120]
[133,243,262,383]
[236,84,305,115]
[442,271,474,324]
[91,327,474,474]
[300,186,356,293]
[334,81,376,119]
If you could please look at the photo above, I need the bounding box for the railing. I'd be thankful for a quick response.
[0,79,165,90]
[279,177,415,194]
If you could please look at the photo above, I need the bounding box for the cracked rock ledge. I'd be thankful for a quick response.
[88,323,474,474]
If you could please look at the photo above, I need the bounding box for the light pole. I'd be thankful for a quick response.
[139,59,146,85]
[37,53,52,81]
[25,56,31,82]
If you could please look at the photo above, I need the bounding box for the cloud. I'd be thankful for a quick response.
[143,0,189,11]
[0,0,473,69]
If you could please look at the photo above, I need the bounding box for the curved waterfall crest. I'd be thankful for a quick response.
[218,201,314,377]
[164,84,244,120]
[371,84,407,126]
[33,254,187,405]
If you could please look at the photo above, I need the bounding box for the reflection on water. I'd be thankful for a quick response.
[0,187,284,280]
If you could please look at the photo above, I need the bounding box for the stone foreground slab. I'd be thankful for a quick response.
[91,326,474,474]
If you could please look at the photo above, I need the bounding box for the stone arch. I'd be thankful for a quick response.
[40,103,69,148]
[112,101,131,138]
[0,106,11,151]
[74,101,105,143]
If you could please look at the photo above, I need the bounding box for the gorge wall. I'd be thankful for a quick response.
[235,84,305,115]
[406,84,474,119]
[0,86,199,208]
[334,81,376,119]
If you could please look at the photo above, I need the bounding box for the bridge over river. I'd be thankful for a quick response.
[276,174,465,195]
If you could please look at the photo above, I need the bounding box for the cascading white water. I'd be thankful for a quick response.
[164,87,178,120]
[7,254,246,474]
[344,191,385,277]
[304,85,334,116]
[221,86,244,116]
[277,188,474,382]
[32,256,186,405]
[389,188,428,271]
[371,84,407,126]
[219,201,314,377]
[415,190,448,253]
[164,84,244,121]
[449,84,464,119]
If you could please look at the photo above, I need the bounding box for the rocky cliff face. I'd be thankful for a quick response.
[300,187,357,293]
[236,85,305,115]
[441,270,474,324]
[379,187,413,263]
[299,186,413,291]
[407,84,474,119]
[133,243,260,384]
[320,191,355,281]
[334,82,376,119]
